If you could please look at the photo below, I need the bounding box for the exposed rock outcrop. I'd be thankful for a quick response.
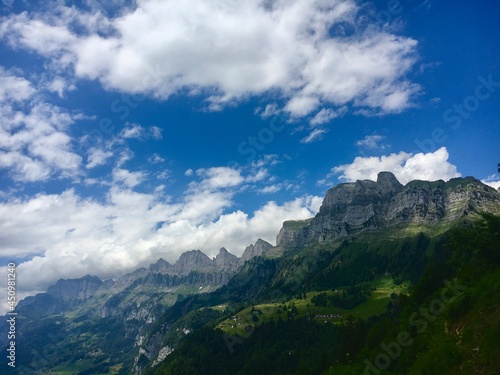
[240,238,273,264]
[215,247,240,272]
[46,274,103,301]
[172,249,215,275]
[277,172,500,247]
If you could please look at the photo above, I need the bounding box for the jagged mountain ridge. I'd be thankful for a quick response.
[14,239,272,321]
[277,172,500,247]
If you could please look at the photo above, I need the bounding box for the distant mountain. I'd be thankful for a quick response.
[14,275,103,319]
[12,242,268,322]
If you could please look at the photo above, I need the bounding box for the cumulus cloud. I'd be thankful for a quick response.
[86,147,114,169]
[320,147,461,185]
[0,158,322,313]
[112,167,146,188]
[0,67,36,102]
[44,75,76,98]
[194,167,244,191]
[0,68,82,182]
[148,153,165,164]
[482,175,500,190]
[0,0,420,116]
[120,123,145,139]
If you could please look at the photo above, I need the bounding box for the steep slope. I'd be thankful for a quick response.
[153,214,500,375]
[277,172,500,247]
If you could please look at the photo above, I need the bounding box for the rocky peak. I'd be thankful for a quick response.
[173,250,214,275]
[240,238,273,264]
[215,247,240,272]
[149,258,172,274]
[377,171,403,194]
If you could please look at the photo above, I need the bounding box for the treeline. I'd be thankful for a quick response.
[148,316,367,375]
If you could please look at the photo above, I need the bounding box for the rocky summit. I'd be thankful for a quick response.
[240,238,274,264]
[277,172,500,247]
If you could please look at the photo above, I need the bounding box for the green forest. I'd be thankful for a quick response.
[148,214,500,375]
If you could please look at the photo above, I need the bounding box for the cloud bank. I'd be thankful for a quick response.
[1,0,420,116]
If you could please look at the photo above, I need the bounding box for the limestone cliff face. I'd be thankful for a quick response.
[46,274,103,302]
[277,172,500,247]
[172,249,215,275]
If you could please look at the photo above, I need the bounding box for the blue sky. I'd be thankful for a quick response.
[0,0,499,306]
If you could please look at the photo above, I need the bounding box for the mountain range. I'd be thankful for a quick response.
[2,172,500,375]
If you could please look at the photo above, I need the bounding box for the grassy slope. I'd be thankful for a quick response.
[217,276,409,337]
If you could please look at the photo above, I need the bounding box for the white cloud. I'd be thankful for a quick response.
[86,147,113,169]
[251,154,280,168]
[195,167,244,191]
[356,134,388,149]
[482,175,500,190]
[246,168,268,183]
[285,96,320,117]
[259,185,283,194]
[0,154,324,313]
[258,103,281,119]
[0,67,36,102]
[1,0,420,116]
[0,69,82,181]
[301,128,328,144]
[156,170,170,180]
[185,168,194,177]
[257,182,296,194]
[148,153,165,164]
[112,167,145,188]
[120,123,163,141]
[321,147,461,185]
[120,123,145,139]
[309,106,347,126]
[45,76,76,98]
